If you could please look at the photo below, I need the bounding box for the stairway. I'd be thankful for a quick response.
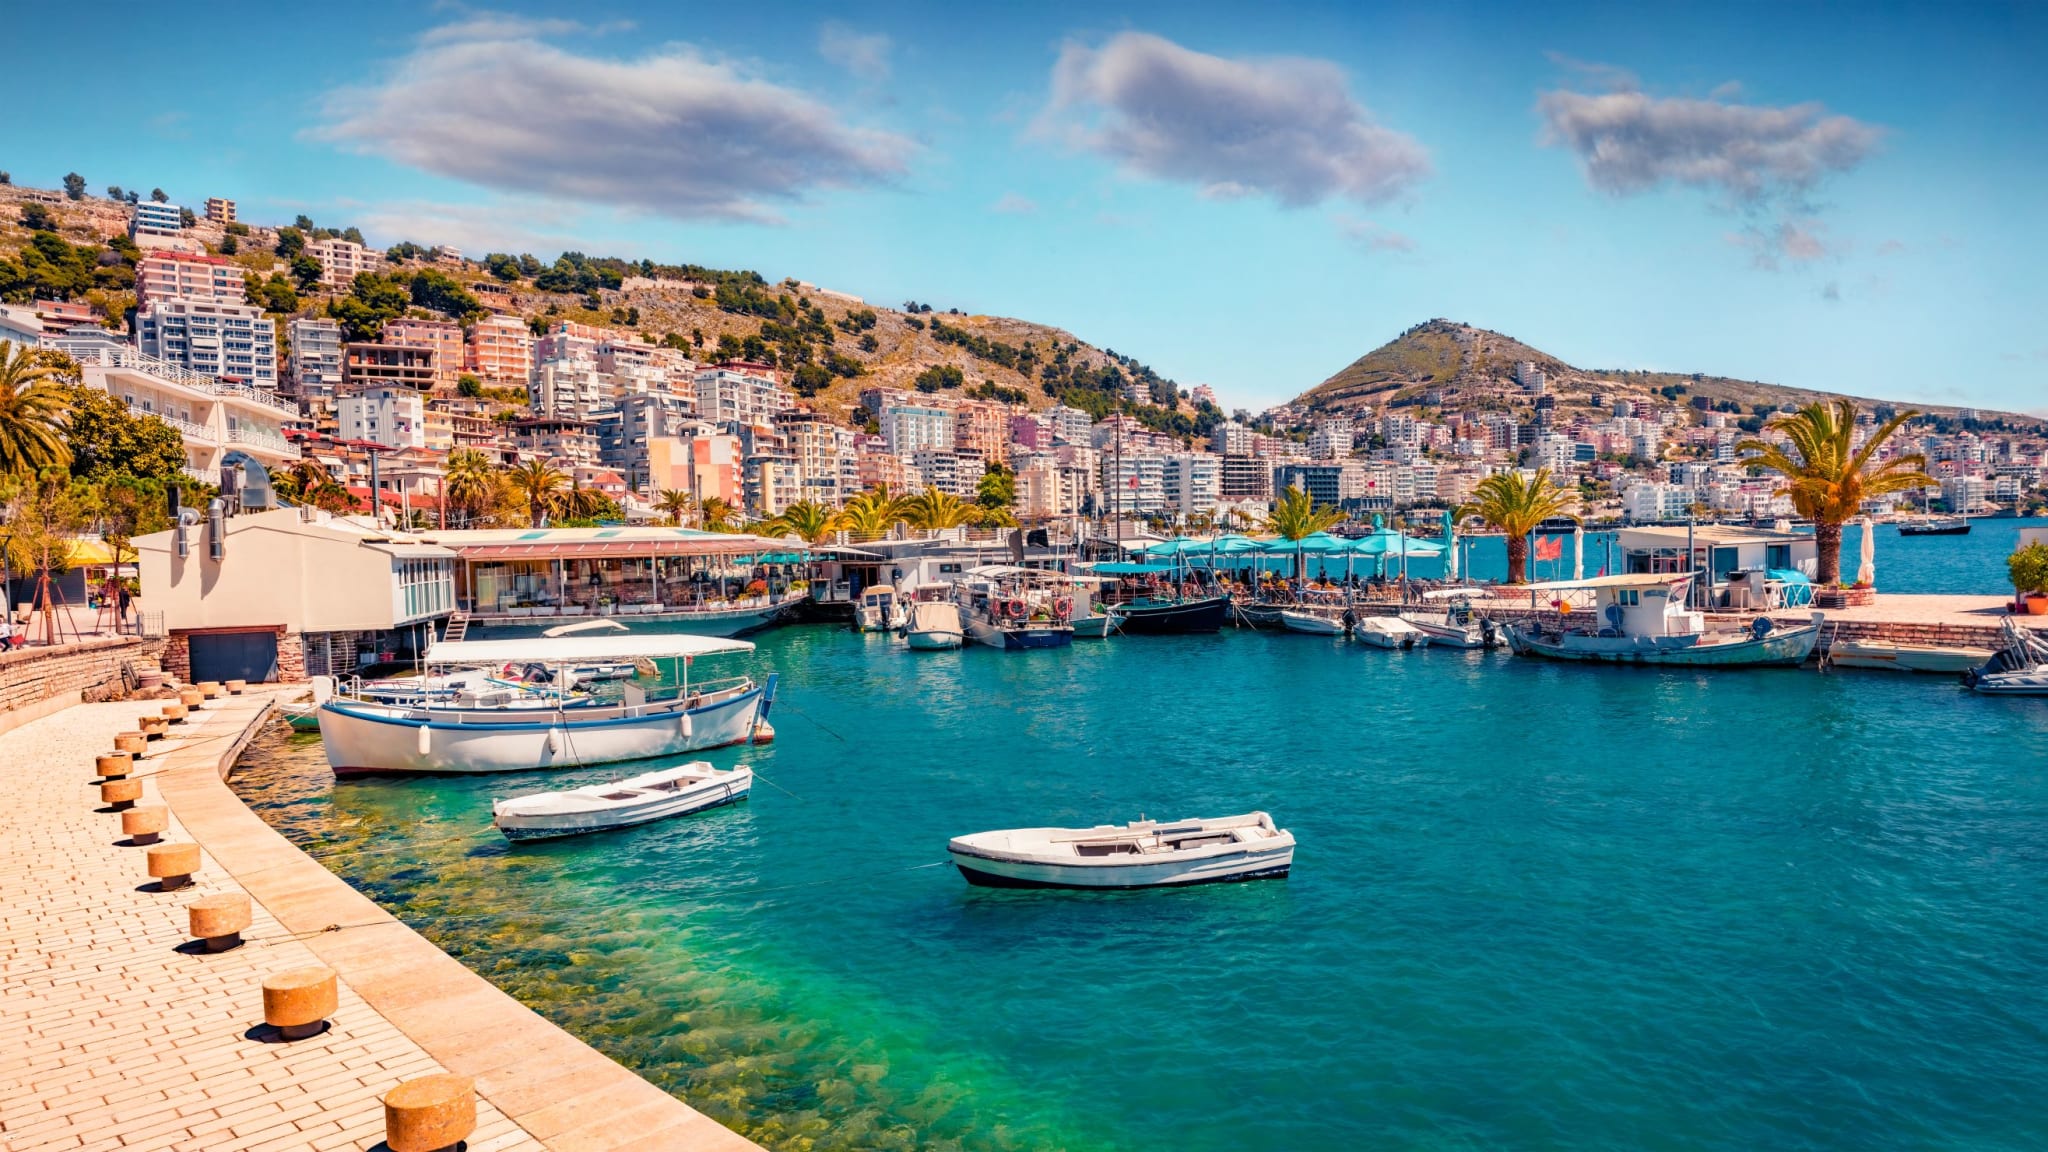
[441,612,469,643]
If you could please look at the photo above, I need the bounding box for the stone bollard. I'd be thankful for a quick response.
[139,715,169,740]
[187,893,251,952]
[178,686,205,709]
[383,1074,476,1152]
[226,679,247,695]
[162,702,189,724]
[122,805,168,845]
[198,682,224,699]
[146,842,201,890]
[101,778,143,811]
[261,967,338,1040]
[114,731,148,756]
[96,752,133,780]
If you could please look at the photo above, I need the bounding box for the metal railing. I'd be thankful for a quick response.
[72,344,300,416]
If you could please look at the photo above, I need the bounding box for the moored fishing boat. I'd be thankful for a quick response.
[319,635,775,776]
[1085,559,1230,634]
[1504,574,1824,667]
[492,761,751,841]
[1353,616,1427,649]
[902,601,965,649]
[948,811,1295,889]
[1401,589,1500,649]
[854,586,905,632]
[1963,618,2048,695]
[951,566,1075,650]
[1070,610,1119,638]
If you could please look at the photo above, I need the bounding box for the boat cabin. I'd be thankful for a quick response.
[1524,573,1705,642]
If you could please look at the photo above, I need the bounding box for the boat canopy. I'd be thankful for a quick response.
[424,635,755,665]
[1346,529,1446,557]
[1514,573,1690,593]
[1084,561,1182,574]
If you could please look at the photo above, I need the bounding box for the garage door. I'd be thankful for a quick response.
[188,632,279,684]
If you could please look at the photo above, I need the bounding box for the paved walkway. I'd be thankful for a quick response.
[0,694,542,1152]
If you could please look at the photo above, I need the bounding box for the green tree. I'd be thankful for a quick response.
[59,383,185,481]
[409,269,483,319]
[1262,484,1345,541]
[913,364,964,393]
[439,449,496,527]
[1468,468,1578,584]
[246,273,298,315]
[0,342,73,477]
[218,233,239,256]
[18,203,57,232]
[698,496,738,531]
[506,459,567,527]
[289,253,324,292]
[327,272,409,340]
[178,207,196,228]
[900,488,976,532]
[148,188,167,203]
[975,463,1015,512]
[485,252,522,281]
[274,226,304,259]
[294,214,314,231]
[456,373,482,398]
[765,500,841,544]
[341,227,365,245]
[655,488,695,527]
[837,487,903,540]
[63,173,85,199]
[1736,399,1933,585]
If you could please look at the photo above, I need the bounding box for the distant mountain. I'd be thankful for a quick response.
[1293,318,2039,426]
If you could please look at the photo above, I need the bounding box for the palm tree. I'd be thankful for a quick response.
[1737,399,1931,584]
[655,488,695,527]
[901,489,977,533]
[442,449,496,527]
[274,458,331,504]
[1262,484,1345,541]
[0,341,73,478]
[507,459,567,528]
[838,487,903,541]
[698,496,738,531]
[767,500,842,544]
[1469,468,1577,584]
[561,480,613,522]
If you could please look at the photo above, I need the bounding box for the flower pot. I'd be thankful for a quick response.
[2026,594,2048,616]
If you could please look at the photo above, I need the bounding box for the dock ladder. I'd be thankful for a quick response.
[442,612,469,643]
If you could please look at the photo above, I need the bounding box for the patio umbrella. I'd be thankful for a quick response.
[1441,510,1459,582]
[1262,531,1349,581]
[1857,515,1875,585]
[1348,528,1446,580]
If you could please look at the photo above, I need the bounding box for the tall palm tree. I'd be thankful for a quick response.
[901,489,976,533]
[767,500,842,544]
[442,449,496,526]
[507,459,567,528]
[1262,484,1345,541]
[838,487,903,541]
[655,488,695,527]
[698,496,738,531]
[1469,468,1577,584]
[1737,399,1931,584]
[0,340,73,478]
[561,480,613,522]
[274,458,331,504]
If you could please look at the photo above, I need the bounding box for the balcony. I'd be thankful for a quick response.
[228,425,296,456]
[160,414,218,445]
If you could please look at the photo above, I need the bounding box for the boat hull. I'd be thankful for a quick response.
[1236,603,1285,629]
[1071,614,1116,639]
[949,846,1294,889]
[1279,611,1346,636]
[1405,619,1495,649]
[1505,621,1821,666]
[905,629,964,650]
[280,702,322,732]
[1108,595,1231,635]
[495,775,751,841]
[1897,525,1970,536]
[965,616,1072,650]
[320,685,767,776]
[1829,641,1991,674]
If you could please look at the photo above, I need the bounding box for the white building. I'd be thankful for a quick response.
[911,449,977,499]
[304,237,380,289]
[882,403,956,456]
[135,298,279,389]
[1162,453,1222,517]
[1211,422,1254,456]
[1098,454,1168,516]
[1942,475,1989,513]
[286,318,344,407]
[535,358,609,419]
[130,201,183,242]
[693,366,791,427]
[1622,480,1694,523]
[1308,420,1355,460]
[57,338,298,485]
[338,388,427,451]
[134,252,246,309]
[1048,405,1095,445]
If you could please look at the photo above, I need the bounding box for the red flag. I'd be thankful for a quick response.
[1534,535,1564,562]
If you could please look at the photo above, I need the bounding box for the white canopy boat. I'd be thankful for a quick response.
[492,761,751,841]
[1402,589,1501,649]
[903,601,965,650]
[1504,574,1824,667]
[1279,608,1347,636]
[1963,619,2048,695]
[949,811,1294,889]
[854,586,905,632]
[1353,616,1427,649]
[1828,638,1993,674]
[319,635,776,776]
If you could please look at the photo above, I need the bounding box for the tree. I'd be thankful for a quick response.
[900,489,976,532]
[1736,400,1932,585]
[3,472,89,642]
[63,173,85,200]
[837,487,903,541]
[327,272,410,340]
[0,342,73,478]
[1468,468,1577,584]
[274,226,304,259]
[178,207,196,228]
[698,496,738,531]
[218,233,239,256]
[294,214,314,231]
[652,488,694,526]
[456,373,482,398]
[485,252,522,281]
[149,188,168,203]
[408,269,482,319]
[1263,484,1345,541]
[765,500,841,544]
[59,383,184,481]
[18,203,57,232]
[289,253,325,292]
[90,474,173,575]
[246,273,298,315]
[341,227,365,245]
[914,364,964,393]
[975,463,1015,512]
[975,505,1019,529]
[506,459,567,527]
[440,450,496,527]
[105,185,124,201]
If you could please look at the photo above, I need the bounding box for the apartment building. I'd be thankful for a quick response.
[882,403,955,456]
[854,436,919,495]
[912,449,978,499]
[1047,405,1095,445]
[283,318,344,409]
[135,298,278,388]
[425,398,499,451]
[1218,455,1273,501]
[1308,420,1355,460]
[1098,453,1168,516]
[343,344,435,392]
[203,198,236,224]
[134,252,246,309]
[511,417,602,467]
[61,338,297,485]
[337,388,426,451]
[465,313,534,385]
[1015,459,1086,519]
[780,410,858,507]
[382,318,465,390]
[693,364,791,427]
[1162,453,1222,516]
[305,238,380,288]
[952,399,1009,462]
[597,392,703,491]
[535,358,609,419]
[130,201,183,243]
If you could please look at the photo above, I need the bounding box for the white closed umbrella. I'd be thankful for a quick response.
[1572,524,1584,581]
[1856,515,1875,585]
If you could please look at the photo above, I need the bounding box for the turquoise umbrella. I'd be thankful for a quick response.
[1348,527,1446,579]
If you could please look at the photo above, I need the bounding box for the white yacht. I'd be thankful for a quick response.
[948,812,1295,889]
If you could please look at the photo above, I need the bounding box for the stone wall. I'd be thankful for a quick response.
[0,637,166,715]
[163,626,304,684]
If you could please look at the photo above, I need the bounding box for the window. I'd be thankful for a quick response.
[1618,589,1640,606]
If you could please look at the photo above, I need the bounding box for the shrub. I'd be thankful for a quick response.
[2007,541,2048,594]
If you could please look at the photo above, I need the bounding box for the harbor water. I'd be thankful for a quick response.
[234,626,2048,1151]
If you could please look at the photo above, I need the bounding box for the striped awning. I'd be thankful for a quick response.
[448,539,801,561]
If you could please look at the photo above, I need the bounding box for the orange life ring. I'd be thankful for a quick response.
[1003,598,1026,619]
[1053,596,1073,619]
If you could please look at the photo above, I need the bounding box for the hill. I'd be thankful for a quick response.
[1294,318,2042,429]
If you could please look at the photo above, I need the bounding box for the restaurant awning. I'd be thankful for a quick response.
[445,539,802,561]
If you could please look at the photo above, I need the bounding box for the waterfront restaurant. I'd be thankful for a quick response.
[425,526,813,638]
[1614,524,1820,608]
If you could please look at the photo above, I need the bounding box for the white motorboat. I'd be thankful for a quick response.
[1402,589,1500,649]
[1279,608,1347,636]
[854,586,905,632]
[903,601,965,650]
[492,761,751,841]
[1828,638,1992,674]
[1353,616,1427,649]
[1070,611,1119,638]
[1504,575,1823,667]
[1964,618,2048,695]
[948,811,1295,889]
[320,635,776,776]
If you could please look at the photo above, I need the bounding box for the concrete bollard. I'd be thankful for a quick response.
[261,967,338,1040]
[382,1075,476,1152]
[139,715,169,740]
[198,682,224,699]
[96,752,133,779]
[187,893,251,952]
[161,702,189,723]
[146,842,200,890]
[114,731,148,756]
[122,805,168,845]
[178,686,205,709]
[101,778,143,811]
[226,679,247,695]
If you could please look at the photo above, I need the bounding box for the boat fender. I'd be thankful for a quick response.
[679,711,694,739]
[545,728,560,755]
[1752,616,1775,639]
[416,725,431,756]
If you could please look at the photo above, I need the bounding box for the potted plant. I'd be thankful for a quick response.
[2006,542,2048,614]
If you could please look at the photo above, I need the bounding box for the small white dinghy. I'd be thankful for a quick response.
[1353,616,1427,649]
[492,761,751,841]
[1279,609,1347,636]
[948,811,1294,889]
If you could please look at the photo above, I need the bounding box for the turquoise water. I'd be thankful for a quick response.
[234,627,2048,1151]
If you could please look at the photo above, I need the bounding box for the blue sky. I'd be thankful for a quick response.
[7,1,2046,414]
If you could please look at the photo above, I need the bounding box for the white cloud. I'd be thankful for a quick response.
[991,193,1038,215]
[1334,214,1416,254]
[818,22,891,84]
[1036,31,1429,208]
[341,197,597,258]
[318,20,915,223]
